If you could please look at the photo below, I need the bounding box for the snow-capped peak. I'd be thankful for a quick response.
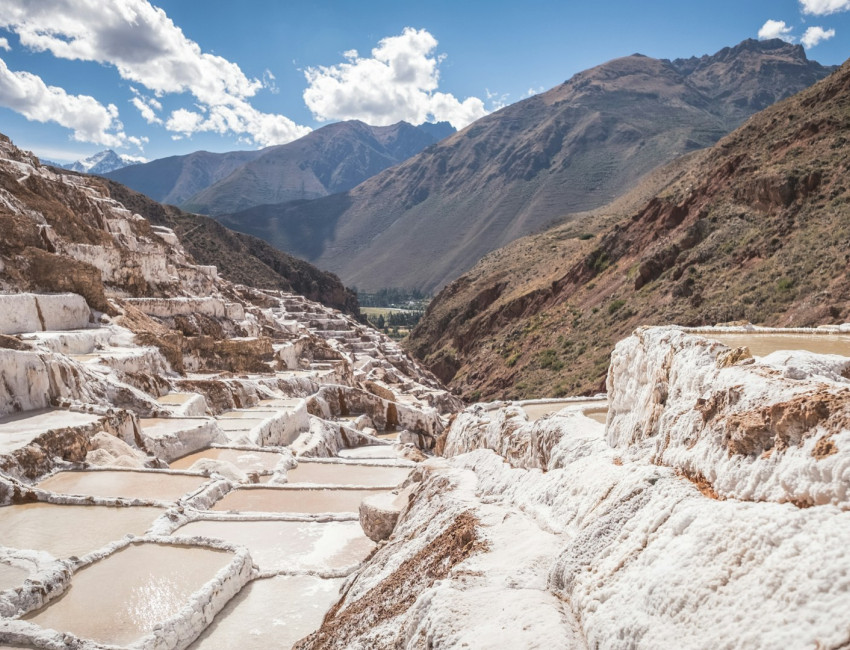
[64,150,146,174]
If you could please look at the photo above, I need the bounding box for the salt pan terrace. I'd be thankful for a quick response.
[0,290,453,648]
[1,442,416,648]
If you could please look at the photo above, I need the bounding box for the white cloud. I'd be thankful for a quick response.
[485,88,510,111]
[0,0,310,146]
[801,25,836,47]
[164,102,308,147]
[303,27,488,129]
[262,69,279,95]
[758,19,795,42]
[120,152,147,163]
[0,37,9,51]
[126,135,148,150]
[800,0,850,15]
[0,56,126,146]
[130,87,162,125]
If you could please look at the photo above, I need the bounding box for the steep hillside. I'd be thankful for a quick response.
[406,57,850,400]
[104,120,453,215]
[219,39,832,292]
[183,120,453,215]
[103,148,263,206]
[99,179,359,315]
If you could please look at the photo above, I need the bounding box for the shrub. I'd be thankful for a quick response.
[776,277,795,292]
[537,348,564,371]
[608,299,626,314]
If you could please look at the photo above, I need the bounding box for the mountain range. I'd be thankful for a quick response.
[406,52,850,400]
[214,39,833,292]
[52,150,145,175]
[105,120,454,214]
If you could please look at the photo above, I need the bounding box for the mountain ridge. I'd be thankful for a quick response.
[217,39,833,293]
[405,55,850,400]
[62,149,145,174]
[105,120,454,214]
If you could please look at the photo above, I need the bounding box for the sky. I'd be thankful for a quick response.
[0,0,849,164]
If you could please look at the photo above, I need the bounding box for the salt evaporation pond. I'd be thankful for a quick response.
[189,575,344,650]
[521,400,608,422]
[337,446,398,460]
[174,519,374,571]
[214,418,268,433]
[217,410,282,420]
[0,503,161,558]
[212,487,385,513]
[585,409,608,424]
[36,470,206,501]
[707,332,850,357]
[169,447,284,472]
[286,461,410,487]
[0,563,29,591]
[25,543,234,647]
[155,393,196,405]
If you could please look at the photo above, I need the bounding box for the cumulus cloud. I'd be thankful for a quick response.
[758,19,795,42]
[799,0,850,15]
[0,37,10,51]
[303,27,487,129]
[0,0,310,146]
[0,56,126,146]
[129,87,162,125]
[801,25,837,47]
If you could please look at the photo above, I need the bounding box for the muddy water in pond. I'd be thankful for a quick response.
[0,562,29,591]
[707,333,850,358]
[25,543,233,647]
[170,448,284,472]
[212,488,385,513]
[175,520,374,571]
[287,462,410,486]
[337,446,398,460]
[156,393,196,405]
[521,400,608,422]
[586,409,608,424]
[189,575,343,650]
[0,503,162,558]
[218,410,279,419]
[37,470,206,501]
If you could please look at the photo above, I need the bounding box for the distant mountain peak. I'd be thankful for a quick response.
[64,150,146,175]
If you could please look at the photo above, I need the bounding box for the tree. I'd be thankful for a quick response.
[376,314,385,329]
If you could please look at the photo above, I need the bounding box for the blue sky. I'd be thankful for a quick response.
[0,0,848,163]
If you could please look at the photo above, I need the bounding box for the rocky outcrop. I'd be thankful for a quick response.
[607,327,850,507]
[359,485,414,542]
[306,327,850,648]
